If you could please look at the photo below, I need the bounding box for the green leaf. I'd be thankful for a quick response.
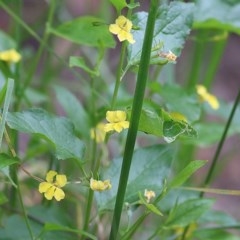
[169,160,207,188]
[193,228,240,240]
[0,30,16,51]
[54,85,90,138]
[191,122,239,146]
[135,107,163,137]
[0,167,17,187]
[69,56,99,76]
[0,215,41,240]
[49,16,115,48]
[159,83,201,123]
[0,153,18,169]
[194,0,240,35]
[6,109,85,161]
[128,2,194,66]
[199,210,239,228]
[165,198,214,228]
[43,223,97,240]
[95,144,175,211]
[163,120,197,143]
[139,192,163,216]
[109,0,127,13]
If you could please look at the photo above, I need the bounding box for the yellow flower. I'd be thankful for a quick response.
[39,170,67,201]
[90,123,106,143]
[104,110,130,133]
[109,15,135,44]
[0,49,21,63]
[90,178,112,191]
[196,85,219,110]
[144,189,156,203]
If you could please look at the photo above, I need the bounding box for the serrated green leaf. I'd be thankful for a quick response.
[69,56,99,76]
[49,16,115,48]
[54,85,90,138]
[0,153,18,169]
[6,109,85,161]
[163,120,197,143]
[95,144,175,211]
[159,83,201,123]
[138,108,163,137]
[194,0,240,35]
[169,160,207,188]
[165,198,214,228]
[128,2,194,66]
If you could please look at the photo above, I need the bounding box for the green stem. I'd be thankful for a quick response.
[203,36,227,89]
[16,0,56,108]
[121,212,149,240]
[186,30,207,88]
[0,1,42,43]
[17,175,35,240]
[201,88,240,191]
[181,89,240,240]
[110,0,134,109]
[109,1,159,238]
[110,41,127,109]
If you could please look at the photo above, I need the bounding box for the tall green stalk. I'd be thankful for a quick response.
[201,89,240,190]
[203,36,227,88]
[109,0,159,238]
[181,89,240,240]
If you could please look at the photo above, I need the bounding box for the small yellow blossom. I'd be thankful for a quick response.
[169,112,188,122]
[196,85,219,110]
[159,50,177,61]
[90,123,106,143]
[39,170,67,201]
[90,178,112,191]
[144,189,156,203]
[104,110,130,133]
[0,49,21,63]
[109,15,135,44]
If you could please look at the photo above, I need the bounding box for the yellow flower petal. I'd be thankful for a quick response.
[39,170,67,201]
[104,123,115,133]
[109,15,135,44]
[106,110,127,123]
[54,187,65,201]
[196,85,219,110]
[39,182,52,193]
[46,170,57,183]
[0,49,21,63]
[206,94,219,110]
[109,24,121,34]
[56,174,67,188]
[44,186,56,200]
[90,178,111,191]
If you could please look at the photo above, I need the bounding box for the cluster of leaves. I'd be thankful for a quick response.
[0,0,240,239]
